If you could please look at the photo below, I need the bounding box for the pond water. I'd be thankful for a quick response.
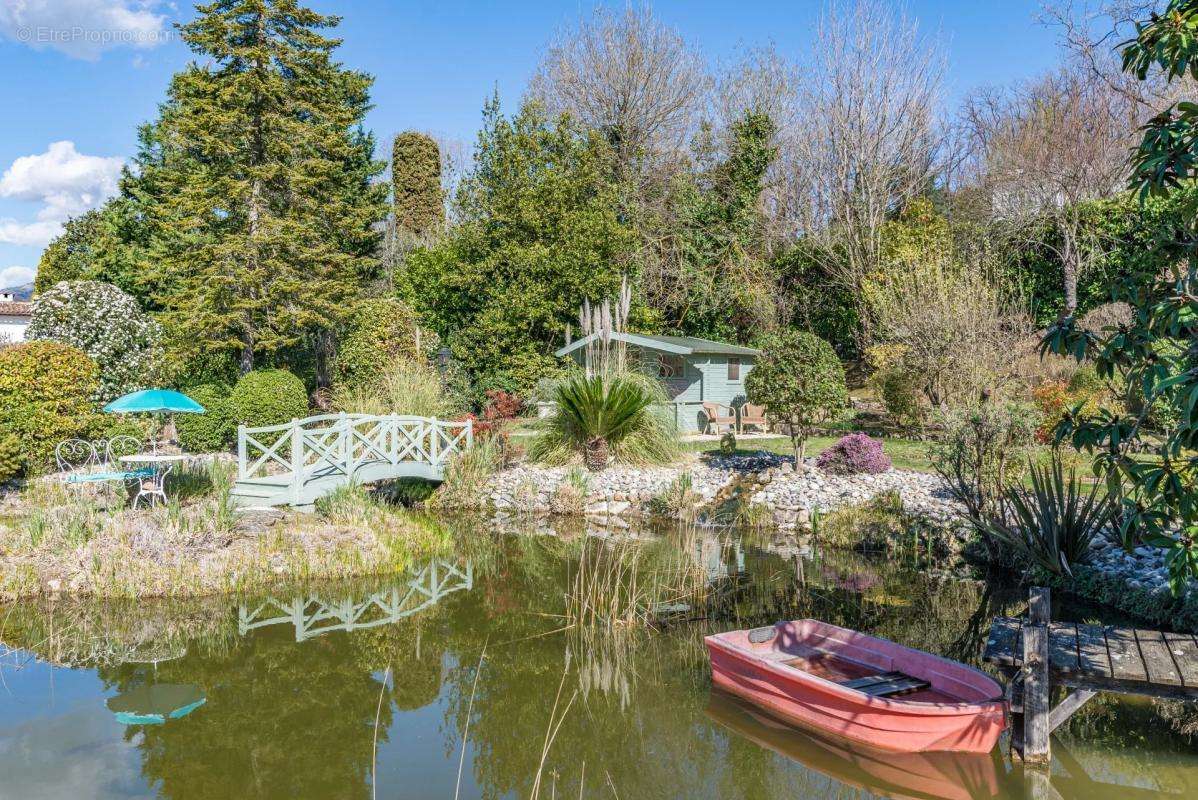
[2,519,1197,799]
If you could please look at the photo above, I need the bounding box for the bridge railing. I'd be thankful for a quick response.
[237,412,472,483]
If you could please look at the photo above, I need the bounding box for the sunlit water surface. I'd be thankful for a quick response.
[2,519,1197,799]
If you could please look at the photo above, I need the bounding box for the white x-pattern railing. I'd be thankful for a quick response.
[237,412,473,485]
[237,559,473,641]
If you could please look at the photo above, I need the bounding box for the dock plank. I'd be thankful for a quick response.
[1162,632,1198,688]
[1048,622,1081,674]
[1075,623,1113,679]
[1104,627,1148,683]
[983,617,1022,667]
[1135,629,1184,687]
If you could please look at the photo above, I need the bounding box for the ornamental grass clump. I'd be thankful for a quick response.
[529,371,680,471]
[978,453,1112,576]
[816,433,892,475]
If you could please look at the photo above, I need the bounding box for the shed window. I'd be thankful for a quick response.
[657,353,684,378]
[728,357,741,381]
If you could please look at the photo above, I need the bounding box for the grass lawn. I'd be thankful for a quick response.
[682,435,936,473]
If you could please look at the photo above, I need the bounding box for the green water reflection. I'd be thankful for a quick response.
[2,520,1197,799]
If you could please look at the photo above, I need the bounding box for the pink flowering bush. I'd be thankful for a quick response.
[815,433,891,475]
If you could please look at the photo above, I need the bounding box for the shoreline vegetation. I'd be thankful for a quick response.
[4,445,1196,636]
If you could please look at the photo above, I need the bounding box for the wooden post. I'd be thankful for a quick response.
[237,424,247,479]
[1023,586,1052,764]
[289,418,302,507]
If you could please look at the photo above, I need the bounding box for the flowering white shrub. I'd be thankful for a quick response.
[27,280,163,402]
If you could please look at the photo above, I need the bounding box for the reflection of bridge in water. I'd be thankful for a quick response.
[237,559,473,642]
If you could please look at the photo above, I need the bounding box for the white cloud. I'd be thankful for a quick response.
[1,265,35,288]
[0,0,170,61]
[0,140,124,247]
[0,218,62,246]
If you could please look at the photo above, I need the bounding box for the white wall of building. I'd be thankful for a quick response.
[0,314,28,342]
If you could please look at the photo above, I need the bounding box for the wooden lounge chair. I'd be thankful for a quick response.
[702,402,737,435]
[738,404,768,433]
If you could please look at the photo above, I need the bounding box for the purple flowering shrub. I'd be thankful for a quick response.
[815,433,891,475]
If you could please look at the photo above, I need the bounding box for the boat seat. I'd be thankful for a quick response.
[839,671,930,698]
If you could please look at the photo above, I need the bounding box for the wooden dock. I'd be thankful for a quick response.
[982,587,1198,766]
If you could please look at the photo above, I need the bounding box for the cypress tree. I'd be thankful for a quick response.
[391,131,444,240]
[132,0,387,374]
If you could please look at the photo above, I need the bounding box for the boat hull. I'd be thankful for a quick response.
[706,620,1007,754]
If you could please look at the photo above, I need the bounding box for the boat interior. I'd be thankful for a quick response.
[754,639,956,703]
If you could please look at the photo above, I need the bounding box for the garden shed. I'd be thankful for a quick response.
[554,333,760,432]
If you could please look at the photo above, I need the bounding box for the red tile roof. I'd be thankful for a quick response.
[0,301,32,316]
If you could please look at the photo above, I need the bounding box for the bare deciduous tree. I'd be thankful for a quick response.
[961,61,1139,313]
[784,0,945,344]
[529,4,708,180]
[1039,1,1186,111]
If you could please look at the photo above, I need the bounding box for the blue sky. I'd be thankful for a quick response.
[0,0,1063,290]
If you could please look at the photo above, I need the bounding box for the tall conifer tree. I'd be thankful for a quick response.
[132,0,386,374]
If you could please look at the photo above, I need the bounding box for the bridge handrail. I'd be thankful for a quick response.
[237,412,473,484]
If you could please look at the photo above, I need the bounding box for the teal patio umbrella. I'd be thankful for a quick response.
[104,389,205,452]
[107,683,207,726]
[104,389,205,415]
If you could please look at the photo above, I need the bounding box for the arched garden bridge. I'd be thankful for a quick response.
[231,412,473,509]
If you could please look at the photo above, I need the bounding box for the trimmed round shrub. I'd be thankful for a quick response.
[333,298,432,389]
[26,280,162,402]
[876,367,925,428]
[229,369,308,427]
[816,433,892,475]
[0,432,25,483]
[0,341,102,469]
[176,383,236,452]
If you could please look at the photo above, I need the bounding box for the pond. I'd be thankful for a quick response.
[2,519,1197,799]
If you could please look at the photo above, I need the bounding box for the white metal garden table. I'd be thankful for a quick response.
[119,454,188,508]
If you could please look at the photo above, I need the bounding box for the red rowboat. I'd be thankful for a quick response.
[705,619,1007,754]
[706,690,1004,800]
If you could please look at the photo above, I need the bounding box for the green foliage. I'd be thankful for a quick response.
[0,341,102,469]
[530,371,680,470]
[875,367,926,428]
[391,132,444,239]
[980,454,1112,576]
[333,298,432,389]
[332,356,457,417]
[649,112,781,342]
[26,280,163,402]
[403,96,635,397]
[126,0,388,372]
[930,403,1040,561]
[745,330,848,462]
[719,431,737,456]
[0,431,25,483]
[229,369,308,428]
[1038,5,1198,594]
[175,383,235,453]
[429,435,506,510]
[34,199,154,304]
[774,244,861,358]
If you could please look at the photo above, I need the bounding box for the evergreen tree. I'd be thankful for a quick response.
[132,0,387,375]
[405,96,634,397]
[391,131,443,240]
[646,112,780,343]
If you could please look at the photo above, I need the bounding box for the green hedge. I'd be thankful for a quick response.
[0,341,101,469]
[176,383,236,452]
[229,369,308,428]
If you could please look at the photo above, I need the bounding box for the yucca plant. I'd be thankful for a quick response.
[978,453,1112,576]
[530,372,679,470]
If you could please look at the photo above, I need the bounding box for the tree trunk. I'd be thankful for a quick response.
[1060,219,1080,316]
[239,342,254,375]
[584,437,609,472]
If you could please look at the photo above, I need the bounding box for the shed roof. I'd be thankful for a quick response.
[0,301,32,317]
[554,332,760,358]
